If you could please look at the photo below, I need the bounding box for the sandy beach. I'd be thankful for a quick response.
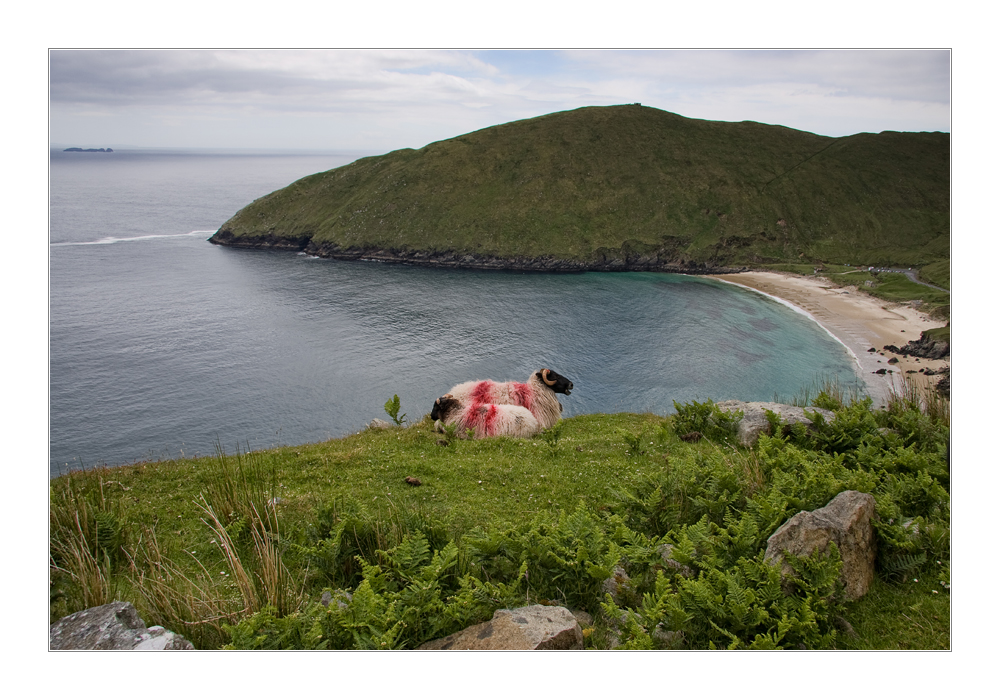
[708,271,949,407]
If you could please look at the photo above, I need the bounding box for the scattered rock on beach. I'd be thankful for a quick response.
[883,331,949,360]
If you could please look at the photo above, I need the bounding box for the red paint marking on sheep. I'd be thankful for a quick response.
[471,381,494,407]
[483,404,499,436]
[458,404,481,436]
[512,382,533,412]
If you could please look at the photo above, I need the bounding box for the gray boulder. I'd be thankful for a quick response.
[715,400,835,447]
[764,490,877,600]
[417,605,583,650]
[50,601,195,650]
[601,565,634,605]
[657,543,694,578]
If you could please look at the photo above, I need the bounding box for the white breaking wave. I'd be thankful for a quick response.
[51,231,215,247]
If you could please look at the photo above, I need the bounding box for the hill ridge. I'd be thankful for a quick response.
[210,105,949,270]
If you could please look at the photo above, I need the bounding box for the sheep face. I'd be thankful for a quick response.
[537,368,574,395]
[430,394,459,421]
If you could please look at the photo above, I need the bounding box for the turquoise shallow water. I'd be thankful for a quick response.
[49,150,863,475]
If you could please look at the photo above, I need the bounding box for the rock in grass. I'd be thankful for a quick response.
[715,400,835,448]
[49,601,194,650]
[405,476,422,486]
[657,543,695,578]
[417,605,583,650]
[601,566,634,605]
[764,490,877,600]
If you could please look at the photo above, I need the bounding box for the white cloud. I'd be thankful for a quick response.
[48,48,951,149]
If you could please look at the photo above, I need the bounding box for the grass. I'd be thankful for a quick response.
[212,105,949,272]
[839,576,950,649]
[918,259,950,290]
[821,270,950,316]
[50,387,950,650]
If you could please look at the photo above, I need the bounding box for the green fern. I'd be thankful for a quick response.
[383,395,406,426]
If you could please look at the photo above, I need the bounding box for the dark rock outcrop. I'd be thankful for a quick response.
[208,232,747,275]
[49,601,194,650]
[935,367,950,396]
[883,329,950,360]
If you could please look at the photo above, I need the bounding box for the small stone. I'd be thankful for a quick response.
[405,476,422,486]
[657,543,695,578]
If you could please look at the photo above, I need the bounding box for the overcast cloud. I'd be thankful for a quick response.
[50,49,950,152]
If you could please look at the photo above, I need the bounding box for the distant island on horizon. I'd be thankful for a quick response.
[63,147,114,152]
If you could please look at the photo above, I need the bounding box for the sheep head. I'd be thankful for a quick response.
[430,393,459,421]
[537,368,573,395]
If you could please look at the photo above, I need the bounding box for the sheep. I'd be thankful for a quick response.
[430,368,573,436]
[431,394,540,439]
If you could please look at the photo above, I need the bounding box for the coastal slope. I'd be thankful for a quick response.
[210,105,949,272]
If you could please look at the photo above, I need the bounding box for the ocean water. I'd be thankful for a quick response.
[49,149,863,476]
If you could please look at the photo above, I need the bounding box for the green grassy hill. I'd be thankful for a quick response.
[211,105,949,271]
[51,390,950,650]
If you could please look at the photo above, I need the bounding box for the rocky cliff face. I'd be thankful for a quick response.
[883,329,950,360]
[209,232,747,274]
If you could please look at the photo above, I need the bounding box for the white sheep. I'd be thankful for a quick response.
[431,395,541,439]
[430,368,573,437]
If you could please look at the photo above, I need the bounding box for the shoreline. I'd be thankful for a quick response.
[707,271,949,407]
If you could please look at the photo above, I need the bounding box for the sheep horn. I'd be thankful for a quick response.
[542,369,557,387]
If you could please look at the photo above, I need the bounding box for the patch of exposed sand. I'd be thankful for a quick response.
[708,271,949,407]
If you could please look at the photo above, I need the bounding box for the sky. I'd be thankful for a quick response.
[49,49,951,152]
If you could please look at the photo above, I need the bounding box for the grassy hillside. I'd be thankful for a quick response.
[212,105,949,270]
[51,386,949,650]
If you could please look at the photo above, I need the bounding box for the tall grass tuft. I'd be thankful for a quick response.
[125,526,237,650]
[50,470,129,618]
[203,441,278,528]
[776,377,865,409]
[49,515,119,612]
[199,497,302,618]
[887,374,950,427]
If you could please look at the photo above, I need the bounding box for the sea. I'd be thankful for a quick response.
[49,148,864,477]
